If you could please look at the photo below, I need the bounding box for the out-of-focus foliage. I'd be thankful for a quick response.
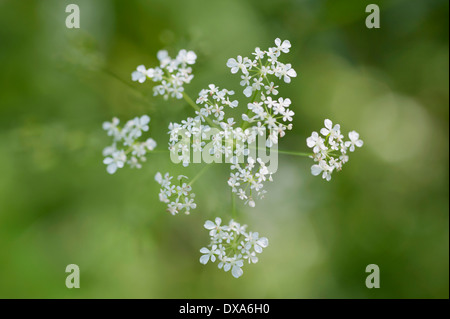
[0,0,448,298]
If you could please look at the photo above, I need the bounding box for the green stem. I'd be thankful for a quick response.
[182,92,219,129]
[101,68,155,110]
[231,191,237,219]
[247,144,312,157]
[241,90,260,130]
[188,164,211,187]
[274,149,312,157]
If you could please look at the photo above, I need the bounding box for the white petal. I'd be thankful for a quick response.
[157,50,168,61]
[311,164,322,176]
[140,115,150,125]
[320,128,330,136]
[131,71,141,81]
[204,220,215,229]
[199,255,210,265]
[286,68,297,77]
[137,65,146,73]
[106,164,117,174]
[231,266,243,278]
[226,58,237,68]
[349,130,359,141]
[243,86,253,97]
[257,237,269,248]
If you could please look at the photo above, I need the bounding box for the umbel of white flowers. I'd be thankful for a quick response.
[166,38,297,208]
[199,218,269,278]
[306,119,363,181]
[132,49,197,100]
[155,172,197,215]
[102,115,156,174]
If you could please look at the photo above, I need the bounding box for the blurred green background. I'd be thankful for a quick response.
[0,0,448,298]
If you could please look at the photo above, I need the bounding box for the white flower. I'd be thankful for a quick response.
[102,117,121,140]
[103,150,126,174]
[311,160,333,181]
[307,132,326,154]
[345,131,364,152]
[204,217,223,236]
[229,258,244,278]
[226,55,248,74]
[199,245,217,264]
[177,49,197,65]
[133,115,150,137]
[274,38,291,54]
[252,47,265,60]
[131,65,148,83]
[144,138,157,151]
[279,63,297,83]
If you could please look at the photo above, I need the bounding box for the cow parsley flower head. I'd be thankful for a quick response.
[155,172,197,215]
[228,156,273,207]
[307,119,363,181]
[227,38,297,97]
[199,218,268,278]
[132,49,197,100]
[102,115,157,174]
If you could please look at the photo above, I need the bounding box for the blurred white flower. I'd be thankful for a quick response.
[132,49,197,100]
[102,115,156,174]
[131,65,148,83]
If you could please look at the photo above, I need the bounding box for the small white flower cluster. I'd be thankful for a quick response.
[167,117,206,167]
[229,157,273,207]
[199,218,268,278]
[227,38,296,97]
[102,115,157,174]
[243,95,294,148]
[307,119,363,181]
[167,84,244,167]
[132,49,197,100]
[195,84,239,124]
[227,39,296,147]
[155,172,197,215]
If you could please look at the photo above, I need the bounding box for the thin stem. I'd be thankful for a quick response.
[101,68,155,110]
[274,149,312,157]
[248,144,312,157]
[182,92,219,129]
[182,91,201,112]
[188,164,211,187]
[241,90,260,130]
[231,191,237,219]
